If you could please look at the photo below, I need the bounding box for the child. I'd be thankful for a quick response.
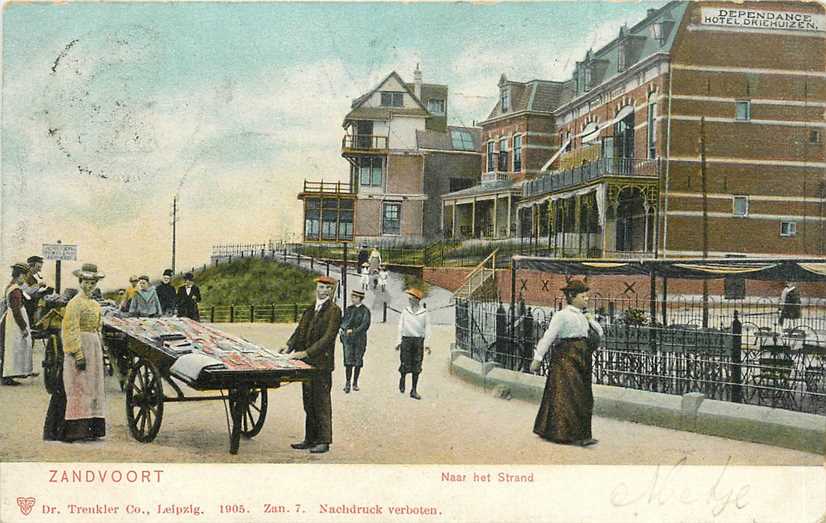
[378,266,389,293]
[360,264,370,291]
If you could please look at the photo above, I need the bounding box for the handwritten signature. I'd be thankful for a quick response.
[610,456,750,518]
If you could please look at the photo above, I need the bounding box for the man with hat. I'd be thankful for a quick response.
[395,288,431,400]
[20,255,52,323]
[176,273,202,321]
[280,275,341,454]
[530,279,603,447]
[340,288,371,393]
[156,269,177,317]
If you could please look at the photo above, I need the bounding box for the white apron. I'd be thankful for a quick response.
[2,286,32,378]
[63,332,106,420]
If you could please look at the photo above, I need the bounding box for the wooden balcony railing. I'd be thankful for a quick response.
[302,180,354,194]
[342,134,389,151]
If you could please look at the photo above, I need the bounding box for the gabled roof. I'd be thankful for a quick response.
[344,71,431,124]
[484,77,565,122]
[416,126,482,152]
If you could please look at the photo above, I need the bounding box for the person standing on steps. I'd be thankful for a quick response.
[530,279,603,447]
[395,288,431,400]
[340,289,371,393]
[280,275,341,454]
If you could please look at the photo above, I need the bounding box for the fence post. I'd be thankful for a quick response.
[383,301,388,323]
[250,305,255,322]
[293,303,299,323]
[311,256,314,270]
[731,310,743,403]
[230,305,234,323]
[210,306,215,323]
[283,247,287,262]
[326,261,330,276]
[342,243,348,310]
[271,304,276,323]
[495,301,507,368]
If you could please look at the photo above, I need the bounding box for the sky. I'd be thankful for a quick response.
[1,0,660,289]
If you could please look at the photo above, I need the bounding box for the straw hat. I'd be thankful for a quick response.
[405,288,424,301]
[351,289,365,298]
[72,263,105,281]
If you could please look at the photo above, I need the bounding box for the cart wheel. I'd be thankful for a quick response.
[229,387,268,439]
[125,359,164,443]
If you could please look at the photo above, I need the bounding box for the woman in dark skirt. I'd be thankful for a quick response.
[530,279,603,447]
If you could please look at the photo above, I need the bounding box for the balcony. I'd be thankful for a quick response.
[299,180,355,196]
[523,157,660,198]
[480,171,510,184]
[341,134,389,155]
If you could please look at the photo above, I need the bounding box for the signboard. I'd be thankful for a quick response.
[701,7,826,33]
[42,243,78,261]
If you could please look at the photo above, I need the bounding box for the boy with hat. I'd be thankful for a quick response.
[395,288,431,400]
[280,275,341,454]
[176,273,202,321]
[156,269,177,316]
[530,279,603,447]
[340,289,371,393]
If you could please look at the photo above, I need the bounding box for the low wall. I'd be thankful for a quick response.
[448,346,826,454]
[423,267,826,306]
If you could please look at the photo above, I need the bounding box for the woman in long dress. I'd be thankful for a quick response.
[530,279,603,447]
[57,263,107,442]
[1,263,34,386]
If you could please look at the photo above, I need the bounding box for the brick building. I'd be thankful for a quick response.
[298,67,481,244]
[516,0,826,258]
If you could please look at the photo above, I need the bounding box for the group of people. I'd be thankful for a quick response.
[279,275,430,454]
[117,270,202,320]
[357,246,387,292]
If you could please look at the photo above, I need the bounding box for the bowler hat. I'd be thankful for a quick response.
[560,278,589,295]
[72,263,105,281]
[405,288,423,301]
[351,289,365,298]
[183,272,194,281]
[27,256,44,264]
[162,269,173,277]
[315,275,337,285]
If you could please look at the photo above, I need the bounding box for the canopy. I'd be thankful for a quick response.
[512,256,826,282]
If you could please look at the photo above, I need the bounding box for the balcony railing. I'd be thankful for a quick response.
[301,180,354,194]
[480,171,509,184]
[523,157,660,198]
[342,134,389,152]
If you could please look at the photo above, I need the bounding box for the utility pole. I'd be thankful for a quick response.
[700,117,709,329]
[171,196,179,273]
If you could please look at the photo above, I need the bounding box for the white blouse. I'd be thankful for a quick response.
[533,305,604,363]
[397,306,431,344]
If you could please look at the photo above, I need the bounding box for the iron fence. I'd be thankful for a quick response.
[455,297,826,416]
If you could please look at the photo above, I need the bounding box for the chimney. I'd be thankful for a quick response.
[647,8,656,17]
[414,64,423,100]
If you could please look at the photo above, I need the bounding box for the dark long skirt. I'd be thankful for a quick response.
[399,336,424,374]
[533,339,594,443]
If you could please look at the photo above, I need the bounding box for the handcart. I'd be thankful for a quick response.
[102,315,315,454]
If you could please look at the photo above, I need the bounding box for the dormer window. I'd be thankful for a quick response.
[427,98,445,115]
[380,91,404,107]
[617,40,627,72]
[501,88,510,112]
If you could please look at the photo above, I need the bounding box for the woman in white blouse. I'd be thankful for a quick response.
[530,279,603,447]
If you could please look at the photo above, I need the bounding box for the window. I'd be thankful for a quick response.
[647,93,657,159]
[339,200,354,240]
[449,178,475,192]
[500,88,510,112]
[358,157,383,187]
[781,221,797,237]
[427,98,445,115]
[486,141,495,172]
[380,91,404,107]
[322,199,338,240]
[451,130,475,151]
[304,198,320,240]
[810,130,822,144]
[513,134,522,172]
[733,196,749,217]
[382,202,401,235]
[498,137,509,171]
[735,100,751,121]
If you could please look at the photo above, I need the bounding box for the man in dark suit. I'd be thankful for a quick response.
[280,275,341,454]
[156,269,177,316]
[176,272,202,321]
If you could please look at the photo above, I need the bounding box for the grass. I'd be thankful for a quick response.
[177,258,317,305]
[403,273,432,297]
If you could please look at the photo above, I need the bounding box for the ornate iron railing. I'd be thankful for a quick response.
[523,157,660,198]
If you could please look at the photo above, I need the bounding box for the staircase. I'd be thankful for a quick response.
[454,250,498,301]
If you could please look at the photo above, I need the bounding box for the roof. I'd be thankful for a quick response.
[484,77,565,121]
[442,179,518,200]
[556,1,689,109]
[344,71,439,124]
[416,126,481,152]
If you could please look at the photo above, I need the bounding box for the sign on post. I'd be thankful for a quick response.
[42,243,78,261]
